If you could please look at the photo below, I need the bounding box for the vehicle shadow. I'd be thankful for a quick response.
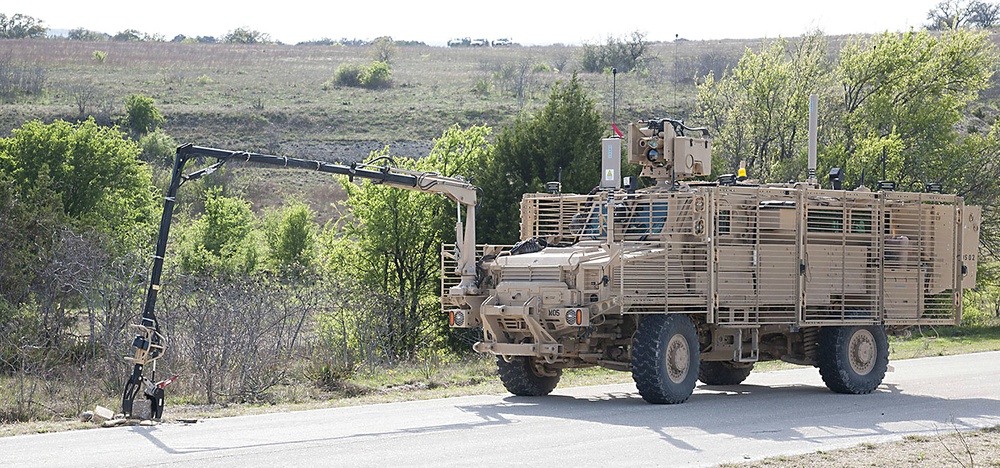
[455,382,1000,452]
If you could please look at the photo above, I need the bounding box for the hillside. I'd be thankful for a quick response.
[0,38,760,160]
[2,33,997,222]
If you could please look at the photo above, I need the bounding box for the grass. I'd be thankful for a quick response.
[0,37,738,154]
[889,324,1000,359]
[3,322,998,438]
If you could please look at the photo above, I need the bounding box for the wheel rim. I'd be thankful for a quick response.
[848,328,877,375]
[665,334,690,384]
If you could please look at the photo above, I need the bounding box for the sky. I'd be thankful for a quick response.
[14,0,943,46]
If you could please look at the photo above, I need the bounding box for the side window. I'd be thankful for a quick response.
[807,209,843,233]
[718,209,731,235]
[850,210,872,234]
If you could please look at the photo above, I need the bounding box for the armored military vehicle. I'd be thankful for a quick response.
[442,110,980,404]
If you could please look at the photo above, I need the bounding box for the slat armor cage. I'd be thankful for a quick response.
[443,186,968,327]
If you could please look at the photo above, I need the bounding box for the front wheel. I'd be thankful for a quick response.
[817,325,889,394]
[632,314,700,404]
[496,356,561,396]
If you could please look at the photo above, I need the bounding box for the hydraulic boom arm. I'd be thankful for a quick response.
[122,144,480,418]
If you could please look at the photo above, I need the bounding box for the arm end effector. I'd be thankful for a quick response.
[122,318,172,419]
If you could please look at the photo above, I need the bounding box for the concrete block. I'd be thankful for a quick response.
[93,405,115,423]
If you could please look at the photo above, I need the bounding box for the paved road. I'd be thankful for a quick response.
[4,352,1000,467]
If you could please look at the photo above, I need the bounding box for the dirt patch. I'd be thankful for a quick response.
[724,426,1000,467]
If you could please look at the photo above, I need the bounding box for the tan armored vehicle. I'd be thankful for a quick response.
[443,114,981,404]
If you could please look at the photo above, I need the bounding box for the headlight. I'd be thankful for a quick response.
[452,311,465,327]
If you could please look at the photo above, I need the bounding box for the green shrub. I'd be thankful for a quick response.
[472,79,491,96]
[360,61,392,89]
[138,129,177,166]
[92,50,107,63]
[177,188,260,275]
[324,61,392,90]
[329,63,363,88]
[123,94,164,135]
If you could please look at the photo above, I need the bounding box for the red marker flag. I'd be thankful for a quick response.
[612,123,624,138]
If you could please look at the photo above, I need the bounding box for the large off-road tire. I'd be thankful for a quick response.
[632,314,700,404]
[817,325,889,394]
[496,356,561,396]
[698,361,754,385]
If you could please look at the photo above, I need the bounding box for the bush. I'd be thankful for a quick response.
[324,61,391,90]
[0,118,155,243]
[265,203,317,275]
[138,129,177,166]
[328,63,363,88]
[123,94,164,136]
[177,187,259,275]
[360,61,391,89]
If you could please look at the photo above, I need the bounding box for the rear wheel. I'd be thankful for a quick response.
[496,356,561,396]
[818,325,888,394]
[698,361,754,385]
[632,314,700,404]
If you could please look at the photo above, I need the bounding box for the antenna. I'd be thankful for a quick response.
[612,67,618,136]
[673,34,678,113]
[880,147,886,182]
[808,94,818,184]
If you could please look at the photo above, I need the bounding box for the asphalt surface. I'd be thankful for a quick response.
[4,351,1000,467]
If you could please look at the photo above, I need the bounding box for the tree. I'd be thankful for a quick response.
[0,13,46,39]
[360,61,392,89]
[927,0,973,29]
[123,94,165,135]
[926,0,1000,29]
[224,27,272,44]
[695,30,995,188]
[112,29,143,42]
[0,119,155,244]
[68,27,110,41]
[265,202,318,275]
[369,36,396,64]
[696,32,832,181]
[969,1,1000,27]
[177,187,259,275]
[581,31,650,73]
[477,73,605,243]
[326,61,392,90]
[325,125,491,359]
[0,174,64,306]
[834,30,995,187]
